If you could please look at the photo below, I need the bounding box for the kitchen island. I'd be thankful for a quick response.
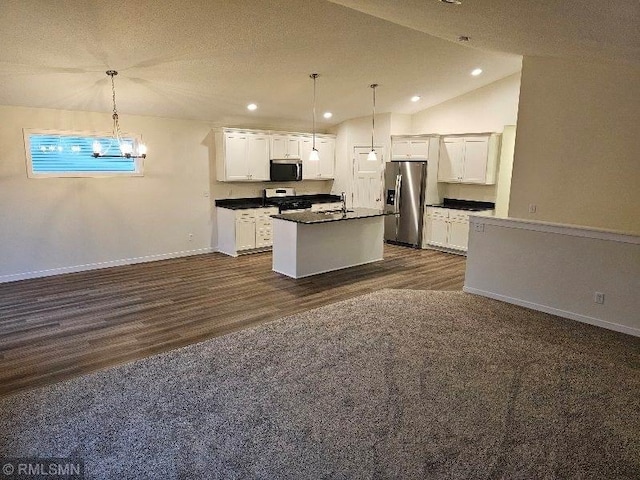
[272,208,388,279]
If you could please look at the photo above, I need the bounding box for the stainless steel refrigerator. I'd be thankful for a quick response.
[384,161,427,247]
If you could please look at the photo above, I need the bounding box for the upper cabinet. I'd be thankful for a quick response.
[437,134,501,185]
[216,128,336,182]
[301,135,335,180]
[270,134,301,159]
[391,136,430,160]
[216,129,270,182]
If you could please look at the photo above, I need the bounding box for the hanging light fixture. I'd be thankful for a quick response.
[92,70,147,159]
[309,73,320,162]
[367,83,379,161]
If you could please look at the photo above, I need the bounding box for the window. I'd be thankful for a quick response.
[24,129,144,178]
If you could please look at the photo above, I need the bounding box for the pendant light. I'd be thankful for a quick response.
[92,70,147,159]
[309,73,320,162]
[367,83,378,161]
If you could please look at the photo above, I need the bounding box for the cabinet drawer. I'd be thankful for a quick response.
[426,207,449,218]
[236,209,257,220]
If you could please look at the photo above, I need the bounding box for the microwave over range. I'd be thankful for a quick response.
[270,158,302,182]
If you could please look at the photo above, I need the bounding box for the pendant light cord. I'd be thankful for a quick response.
[311,73,318,151]
[370,84,378,151]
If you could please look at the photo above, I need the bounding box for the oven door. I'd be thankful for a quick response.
[270,159,302,182]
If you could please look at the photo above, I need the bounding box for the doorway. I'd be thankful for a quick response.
[352,146,384,209]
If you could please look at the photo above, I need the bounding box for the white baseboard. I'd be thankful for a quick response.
[463,286,640,338]
[0,247,216,284]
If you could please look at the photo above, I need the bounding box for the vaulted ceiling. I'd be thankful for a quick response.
[0,1,636,131]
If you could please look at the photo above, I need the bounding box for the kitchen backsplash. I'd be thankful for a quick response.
[212,180,333,199]
[440,183,497,203]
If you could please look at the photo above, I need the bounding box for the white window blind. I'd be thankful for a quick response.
[24,130,143,178]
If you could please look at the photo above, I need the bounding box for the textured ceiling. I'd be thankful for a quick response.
[0,1,635,131]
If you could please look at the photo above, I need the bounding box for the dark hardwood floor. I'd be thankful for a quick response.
[0,244,466,397]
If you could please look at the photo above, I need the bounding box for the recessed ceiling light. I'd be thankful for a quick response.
[411,96,421,102]
[323,112,333,119]
[247,103,258,111]
[471,68,483,76]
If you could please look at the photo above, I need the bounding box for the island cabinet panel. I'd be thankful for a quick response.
[301,136,335,180]
[216,130,270,182]
[272,212,385,279]
[437,134,500,185]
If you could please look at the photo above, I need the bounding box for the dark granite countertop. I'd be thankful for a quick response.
[427,198,495,212]
[272,208,389,224]
[215,194,342,210]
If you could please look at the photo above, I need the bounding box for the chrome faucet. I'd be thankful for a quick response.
[341,192,347,214]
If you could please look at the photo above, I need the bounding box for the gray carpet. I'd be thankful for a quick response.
[1,290,639,479]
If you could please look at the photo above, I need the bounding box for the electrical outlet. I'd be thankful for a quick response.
[188,233,194,242]
[594,292,605,304]
[473,223,485,233]
[528,204,537,214]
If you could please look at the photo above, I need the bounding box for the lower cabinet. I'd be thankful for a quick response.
[423,207,471,253]
[217,207,279,256]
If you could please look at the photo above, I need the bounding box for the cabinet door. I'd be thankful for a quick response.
[448,219,469,251]
[286,137,301,159]
[461,137,490,184]
[317,138,335,178]
[409,139,429,159]
[224,134,249,181]
[427,216,449,247]
[438,138,464,182]
[391,139,412,159]
[235,219,256,251]
[270,135,288,159]
[246,135,270,181]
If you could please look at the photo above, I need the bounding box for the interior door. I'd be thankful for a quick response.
[352,146,384,209]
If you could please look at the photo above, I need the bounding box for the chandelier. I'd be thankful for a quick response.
[92,70,147,159]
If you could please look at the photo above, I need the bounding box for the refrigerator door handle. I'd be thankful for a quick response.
[395,174,402,214]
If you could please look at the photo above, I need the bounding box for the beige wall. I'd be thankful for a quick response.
[510,56,640,234]
[0,105,213,281]
[410,73,521,203]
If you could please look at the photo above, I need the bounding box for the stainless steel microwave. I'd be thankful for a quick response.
[270,158,302,182]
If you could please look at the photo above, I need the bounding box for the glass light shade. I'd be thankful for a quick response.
[92,141,103,156]
[367,149,377,162]
[120,142,133,156]
[309,148,320,162]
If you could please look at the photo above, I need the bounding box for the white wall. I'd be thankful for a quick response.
[410,73,521,203]
[465,216,640,337]
[0,105,212,281]
[332,112,393,205]
[510,56,640,234]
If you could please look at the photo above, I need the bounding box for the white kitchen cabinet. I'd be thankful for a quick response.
[215,129,270,182]
[424,207,493,253]
[301,136,335,180]
[438,134,500,184]
[217,207,279,256]
[391,136,430,160]
[271,134,301,159]
[447,212,470,251]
